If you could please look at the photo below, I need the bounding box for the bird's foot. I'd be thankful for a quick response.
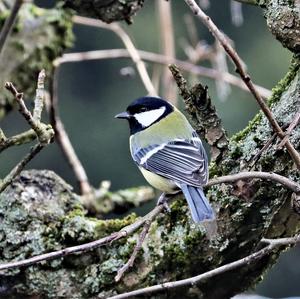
[157,193,171,213]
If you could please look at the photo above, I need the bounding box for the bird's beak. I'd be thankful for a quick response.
[115,111,130,119]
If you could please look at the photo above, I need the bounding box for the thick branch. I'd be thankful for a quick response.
[169,64,229,162]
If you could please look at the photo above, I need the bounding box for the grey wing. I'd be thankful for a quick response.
[133,134,208,187]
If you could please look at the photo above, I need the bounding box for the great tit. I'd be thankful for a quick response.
[115,96,214,222]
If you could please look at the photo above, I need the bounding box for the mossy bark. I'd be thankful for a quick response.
[0,1,300,298]
[0,61,299,298]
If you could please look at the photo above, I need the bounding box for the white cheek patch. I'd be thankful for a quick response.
[134,106,166,127]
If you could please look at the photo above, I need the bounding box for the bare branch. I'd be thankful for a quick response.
[156,0,177,104]
[49,67,92,196]
[33,69,46,122]
[73,16,157,96]
[184,0,300,169]
[0,0,23,55]
[54,49,271,99]
[115,219,152,282]
[0,143,43,193]
[107,234,300,299]
[277,109,300,150]
[206,171,300,194]
[0,71,53,193]
[5,80,53,145]
[0,129,36,153]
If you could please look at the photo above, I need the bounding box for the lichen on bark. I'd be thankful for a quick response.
[0,3,74,120]
[0,58,299,298]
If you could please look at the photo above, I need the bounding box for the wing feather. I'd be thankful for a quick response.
[132,133,208,187]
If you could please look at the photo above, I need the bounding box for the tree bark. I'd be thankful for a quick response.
[0,1,299,299]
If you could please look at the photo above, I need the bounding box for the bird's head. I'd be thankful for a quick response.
[115,96,173,134]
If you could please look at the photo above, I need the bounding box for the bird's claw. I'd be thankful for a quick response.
[157,193,171,213]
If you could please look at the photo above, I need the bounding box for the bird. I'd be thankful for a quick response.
[115,96,214,223]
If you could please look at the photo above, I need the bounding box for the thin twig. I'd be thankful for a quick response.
[54,49,271,99]
[277,109,300,150]
[0,204,165,272]
[5,80,52,145]
[5,82,38,131]
[0,143,43,193]
[234,0,257,4]
[107,234,300,299]
[184,0,300,169]
[156,0,177,104]
[73,16,157,96]
[50,67,92,196]
[33,69,46,122]
[115,219,152,282]
[246,133,277,170]
[0,0,23,55]
[0,129,36,153]
[0,71,53,193]
[206,171,300,194]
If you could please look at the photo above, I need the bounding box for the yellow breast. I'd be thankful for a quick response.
[139,167,177,193]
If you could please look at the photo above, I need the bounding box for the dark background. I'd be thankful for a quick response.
[1,1,299,298]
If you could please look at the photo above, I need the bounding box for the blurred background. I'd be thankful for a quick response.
[0,0,299,298]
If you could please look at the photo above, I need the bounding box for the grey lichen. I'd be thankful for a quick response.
[263,0,300,52]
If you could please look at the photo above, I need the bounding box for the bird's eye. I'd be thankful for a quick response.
[140,107,147,112]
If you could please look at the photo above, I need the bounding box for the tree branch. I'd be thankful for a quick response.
[107,234,300,299]
[0,0,23,55]
[0,143,43,193]
[169,64,229,162]
[49,67,92,196]
[206,171,300,194]
[0,170,298,272]
[156,0,177,104]
[184,0,300,169]
[0,71,53,193]
[54,49,271,99]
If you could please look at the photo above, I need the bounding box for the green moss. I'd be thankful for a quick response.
[94,213,137,238]
[268,56,300,106]
[232,113,262,143]
[231,56,299,144]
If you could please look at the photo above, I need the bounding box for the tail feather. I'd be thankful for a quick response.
[180,184,214,223]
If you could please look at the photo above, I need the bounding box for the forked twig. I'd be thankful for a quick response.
[0,71,53,193]
[115,219,152,282]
